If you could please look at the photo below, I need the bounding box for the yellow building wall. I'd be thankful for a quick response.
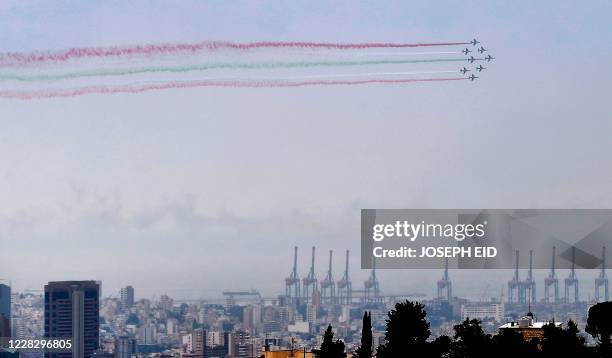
[263,350,353,358]
[264,350,316,358]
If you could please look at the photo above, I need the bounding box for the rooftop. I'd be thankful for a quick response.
[500,316,562,330]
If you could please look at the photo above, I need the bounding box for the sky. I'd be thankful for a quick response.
[1,1,612,300]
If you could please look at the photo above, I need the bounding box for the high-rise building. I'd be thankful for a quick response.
[44,281,100,358]
[114,336,136,358]
[243,306,253,331]
[137,323,157,345]
[231,330,261,357]
[202,332,231,358]
[206,331,222,347]
[159,294,173,311]
[182,332,194,353]
[166,318,178,335]
[0,284,10,339]
[191,328,206,355]
[232,330,250,357]
[182,328,233,357]
[306,304,317,333]
[119,286,134,310]
[0,284,11,358]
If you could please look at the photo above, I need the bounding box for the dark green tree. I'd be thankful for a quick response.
[354,312,372,358]
[430,334,452,358]
[586,301,612,356]
[540,320,592,357]
[319,325,346,358]
[376,301,432,357]
[491,328,537,358]
[449,318,492,358]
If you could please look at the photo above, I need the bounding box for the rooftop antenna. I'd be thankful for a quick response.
[528,286,532,315]
[444,257,449,281]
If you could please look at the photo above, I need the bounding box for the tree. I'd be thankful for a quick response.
[586,301,612,356]
[430,335,452,358]
[450,318,492,358]
[354,312,372,358]
[491,328,537,358]
[376,301,431,357]
[540,320,591,358]
[319,325,346,358]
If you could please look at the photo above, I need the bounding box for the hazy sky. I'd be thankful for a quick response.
[1,1,612,299]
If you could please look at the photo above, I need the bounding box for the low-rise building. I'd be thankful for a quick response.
[498,313,562,342]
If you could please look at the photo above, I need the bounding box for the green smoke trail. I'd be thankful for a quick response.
[0,58,465,82]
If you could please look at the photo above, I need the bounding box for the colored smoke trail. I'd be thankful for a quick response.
[306,51,462,56]
[0,41,470,67]
[0,59,466,82]
[127,70,462,83]
[259,70,460,80]
[0,77,467,100]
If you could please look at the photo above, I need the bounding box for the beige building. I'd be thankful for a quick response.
[499,314,561,342]
[264,350,316,358]
[461,302,504,322]
[263,349,353,358]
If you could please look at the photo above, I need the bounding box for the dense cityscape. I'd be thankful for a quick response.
[0,246,609,357]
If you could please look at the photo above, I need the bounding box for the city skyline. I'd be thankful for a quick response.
[4,276,607,357]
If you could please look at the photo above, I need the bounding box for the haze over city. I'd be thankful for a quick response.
[1,1,612,299]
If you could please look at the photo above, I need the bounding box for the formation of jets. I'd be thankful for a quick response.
[460,39,494,81]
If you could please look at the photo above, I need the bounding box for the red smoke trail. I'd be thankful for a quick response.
[0,77,467,100]
[0,41,470,67]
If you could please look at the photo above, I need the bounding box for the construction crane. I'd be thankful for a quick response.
[320,250,336,304]
[508,250,520,303]
[595,246,609,302]
[302,246,318,301]
[519,250,536,304]
[285,246,301,303]
[437,257,452,301]
[364,257,381,304]
[564,246,579,304]
[337,250,352,305]
[544,246,559,303]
